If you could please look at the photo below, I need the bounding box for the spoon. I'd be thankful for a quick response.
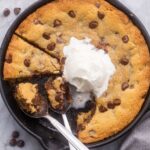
[50,104,76,150]
[48,83,78,150]
[17,97,89,150]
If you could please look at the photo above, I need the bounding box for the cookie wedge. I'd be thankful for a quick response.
[3,35,60,80]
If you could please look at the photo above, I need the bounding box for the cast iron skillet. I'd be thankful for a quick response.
[0,0,150,149]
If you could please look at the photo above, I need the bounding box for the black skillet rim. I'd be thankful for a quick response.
[0,0,150,149]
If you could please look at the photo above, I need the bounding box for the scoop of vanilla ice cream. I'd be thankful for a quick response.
[63,37,115,98]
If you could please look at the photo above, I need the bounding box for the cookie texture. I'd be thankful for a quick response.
[3,0,150,143]
[45,77,71,111]
[15,83,45,114]
[3,35,60,79]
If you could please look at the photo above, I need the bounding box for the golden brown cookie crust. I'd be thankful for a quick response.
[3,35,60,80]
[4,0,150,143]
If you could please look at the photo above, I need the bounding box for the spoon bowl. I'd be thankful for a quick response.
[16,93,89,150]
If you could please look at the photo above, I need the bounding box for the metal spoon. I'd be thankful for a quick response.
[18,98,89,150]
[50,105,76,150]
[48,84,77,150]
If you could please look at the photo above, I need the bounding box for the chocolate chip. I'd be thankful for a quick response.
[77,124,85,131]
[130,84,134,89]
[99,105,107,112]
[33,19,43,25]
[89,21,98,29]
[84,115,92,123]
[24,59,30,67]
[122,82,129,91]
[9,139,17,146]
[98,11,105,20]
[60,83,65,91]
[120,57,129,65]
[68,10,76,18]
[142,93,147,99]
[113,99,121,106]
[14,8,21,15]
[122,35,129,43]
[107,101,115,109]
[47,42,56,51]
[61,57,66,64]
[97,42,109,53]
[53,19,62,27]
[57,36,64,44]
[100,36,105,42]
[42,32,50,40]
[85,101,95,111]
[95,2,100,8]
[12,131,20,138]
[17,140,25,148]
[55,92,63,101]
[6,54,12,63]
[3,8,10,17]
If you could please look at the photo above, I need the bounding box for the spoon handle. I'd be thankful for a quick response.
[62,114,76,150]
[44,115,89,150]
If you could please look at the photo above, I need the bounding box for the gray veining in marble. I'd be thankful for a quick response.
[0,0,149,150]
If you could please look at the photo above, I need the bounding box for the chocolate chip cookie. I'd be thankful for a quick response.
[3,0,150,144]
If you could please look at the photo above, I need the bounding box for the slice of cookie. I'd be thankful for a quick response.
[3,35,60,80]
[15,82,46,114]
[45,77,71,111]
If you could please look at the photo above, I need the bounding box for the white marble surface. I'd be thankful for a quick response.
[0,0,150,150]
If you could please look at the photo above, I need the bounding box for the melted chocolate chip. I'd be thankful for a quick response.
[120,57,129,65]
[97,42,109,53]
[84,115,93,123]
[6,54,12,63]
[55,92,63,102]
[89,21,98,29]
[85,101,95,111]
[99,105,107,112]
[24,59,30,67]
[77,124,85,132]
[53,19,62,27]
[95,2,100,8]
[100,36,105,42]
[33,19,43,25]
[107,101,115,109]
[3,8,10,17]
[68,10,76,18]
[61,57,66,64]
[122,35,129,43]
[142,93,147,99]
[57,36,64,44]
[32,95,41,107]
[14,8,21,15]
[42,32,50,40]
[98,11,105,20]
[113,99,121,106]
[115,31,119,35]
[47,42,56,51]
[122,82,129,91]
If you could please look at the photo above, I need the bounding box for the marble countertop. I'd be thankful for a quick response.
[0,0,150,150]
